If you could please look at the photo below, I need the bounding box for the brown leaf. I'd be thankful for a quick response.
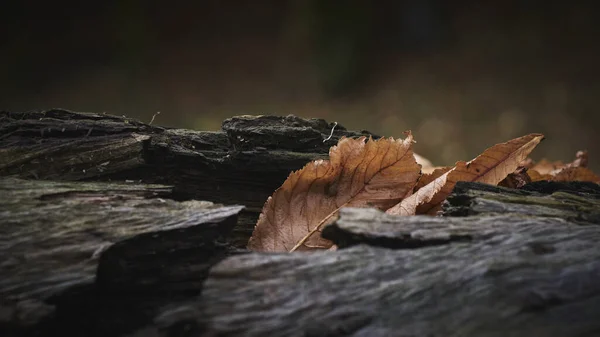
[413,153,434,173]
[498,167,532,189]
[387,133,545,216]
[549,167,600,183]
[531,150,588,175]
[529,159,565,175]
[247,134,421,252]
[526,169,553,182]
[519,157,535,169]
[386,167,453,216]
[568,150,589,168]
[414,166,452,191]
[527,150,598,183]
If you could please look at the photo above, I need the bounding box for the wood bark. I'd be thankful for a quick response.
[0,109,371,247]
[0,177,244,336]
[190,182,600,337]
[1,110,599,337]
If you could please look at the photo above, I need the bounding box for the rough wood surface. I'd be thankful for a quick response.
[195,207,600,337]
[0,109,373,247]
[323,180,600,249]
[0,177,244,336]
[2,110,600,337]
[443,181,600,224]
[0,109,371,202]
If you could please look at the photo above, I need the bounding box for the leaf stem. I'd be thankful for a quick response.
[289,203,346,252]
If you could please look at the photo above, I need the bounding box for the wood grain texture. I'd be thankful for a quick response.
[2,110,599,337]
[0,177,243,336]
[0,109,374,248]
[198,207,600,337]
[443,181,600,224]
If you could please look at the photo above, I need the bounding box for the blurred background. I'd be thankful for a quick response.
[1,0,599,169]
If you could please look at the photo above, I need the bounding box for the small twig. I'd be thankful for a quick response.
[149,111,161,125]
[323,122,338,142]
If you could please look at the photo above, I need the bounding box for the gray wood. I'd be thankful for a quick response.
[196,208,600,337]
[0,177,244,334]
[443,181,600,224]
[2,110,599,337]
[322,179,600,249]
[0,109,373,247]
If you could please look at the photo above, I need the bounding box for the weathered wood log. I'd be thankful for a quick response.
[0,109,373,247]
[0,177,244,336]
[192,205,600,337]
[3,110,600,337]
[323,181,600,249]
[443,181,600,224]
[0,109,371,197]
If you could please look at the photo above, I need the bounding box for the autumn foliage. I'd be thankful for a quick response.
[248,132,600,252]
[247,134,420,252]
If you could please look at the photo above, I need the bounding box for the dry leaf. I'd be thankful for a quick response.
[421,166,450,175]
[531,150,588,174]
[414,153,435,173]
[569,150,588,168]
[414,166,452,191]
[387,133,544,216]
[498,167,532,189]
[550,167,600,183]
[526,169,552,182]
[527,150,598,183]
[519,157,535,169]
[247,134,421,252]
[387,167,453,216]
[529,159,565,176]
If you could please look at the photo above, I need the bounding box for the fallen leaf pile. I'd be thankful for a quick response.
[387,134,544,216]
[526,151,600,183]
[248,131,600,252]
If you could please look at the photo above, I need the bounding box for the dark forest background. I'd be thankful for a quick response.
[1,0,599,169]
